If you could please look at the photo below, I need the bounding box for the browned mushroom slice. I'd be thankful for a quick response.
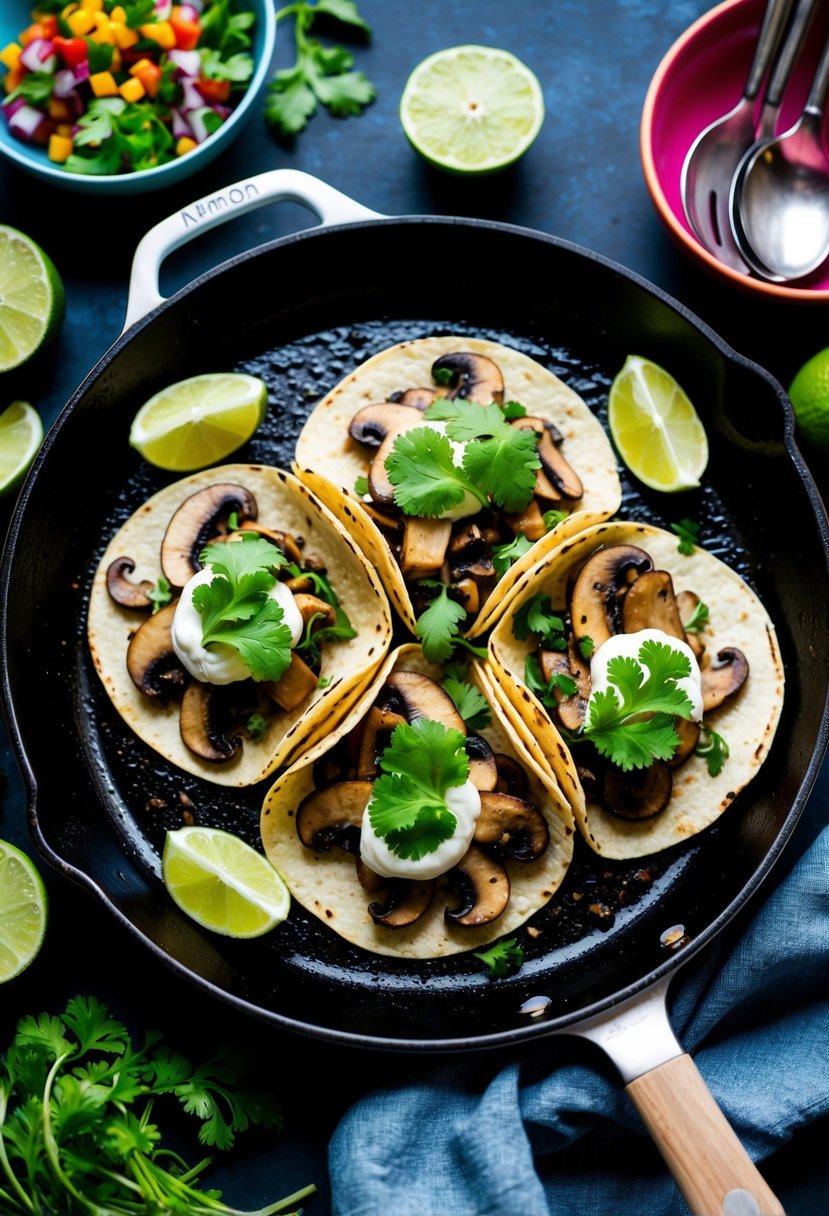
[676,589,706,659]
[291,593,338,629]
[494,754,530,798]
[349,401,425,447]
[400,517,452,579]
[106,556,154,609]
[355,856,386,893]
[160,484,257,588]
[296,780,372,852]
[668,717,701,768]
[263,652,318,711]
[621,569,685,639]
[510,416,583,499]
[474,791,549,860]
[444,844,510,926]
[539,638,591,731]
[532,467,564,504]
[126,600,186,697]
[179,680,241,763]
[601,762,673,820]
[505,499,547,541]
[431,352,505,405]
[360,501,404,540]
[389,387,445,410]
[235,521,303,566]
[454,577,480,616]
[569,544,654,648]
[357,705,407,779]
[447,522,495,583]
[368,878,436,928]
[701,648,749,712]
[365,405,427,505]
[465,734,498,791]
[380,671,467,733]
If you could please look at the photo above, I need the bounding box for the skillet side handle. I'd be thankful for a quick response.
[122,168,383,332]
[627,1056,785,1216]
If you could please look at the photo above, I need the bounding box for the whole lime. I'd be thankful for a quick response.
[788,347,829,452]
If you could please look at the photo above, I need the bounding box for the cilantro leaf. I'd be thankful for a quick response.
[200,534,287,581]
[683,599,709,632]
[543,508,569,530]
[442,677,492,731]
[147,576,172,614]
[415,582,468,662]
[247,712,267,739]
[354,473,369,496]
[671,518,701,555]
[263,67,318,134]
[500,401,527,420]
[524,654,575,710]
[492,532,534,577]
[695,724,730,775]
[512,594,567,648]
[386,426,485,517]
[424,398,540,513]
[369,719,468,860]
[314,0,372,30]
[474,937,524,979]
[578,636,594,659]
[6,71,53,107]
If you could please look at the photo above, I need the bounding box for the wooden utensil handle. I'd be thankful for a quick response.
[627,1054,785,1216]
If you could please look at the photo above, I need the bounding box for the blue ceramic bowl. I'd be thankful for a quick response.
[0,0,275,194]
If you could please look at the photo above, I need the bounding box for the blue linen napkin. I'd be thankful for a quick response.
[328,767,829,1215]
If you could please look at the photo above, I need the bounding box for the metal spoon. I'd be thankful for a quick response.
[731,26,829,281]
[680,0,795,271]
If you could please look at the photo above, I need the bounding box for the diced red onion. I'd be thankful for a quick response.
[177,3,200,20]
[211,104,231,121]
[167,48,201,76]
[1,96,28,120]
[154,0,172,16]
[20,39,57,73]
[53,68,77,99]
[187,105,221,144]
[74,60,90,84]
[171,106,192,139]
[8,104,49,143]
[179,78,203,111]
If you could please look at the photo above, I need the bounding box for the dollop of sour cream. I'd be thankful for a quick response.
[171,566,304,685]
[359,779,482,881]
[587,627,703,722]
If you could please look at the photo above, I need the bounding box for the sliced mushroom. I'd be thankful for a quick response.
[360,501,404,540]
[454,577,480,616]
[126,600,186,697]
[431,352,505,405]
[292,593,337,630]
[160,484,257,588]
[349,401,425,447]
[510,416,583,500]
[179,680,241,763]
[379,671,466,733]
[621,569,685,639]
[601,762,673,820]
[389,387,444,410]
[313,734,356,787]
[465,734,498,791]
[539,638,591,731]
[366,405,427,506]
[444,844,510,926]
[668,717,701,769]
[357,705,407,779]
[296,780,372,852]
[235,521,303,566]
[676,589,706,659]
[368,878,436,928]
[400,517,452,579]
[701,648,749,712]
[569,544,654,648]
[505,499,547,541]
[263,653,319,711]
[447,522,495,582]
[494,753,530,797]
[474,791,549,860]
[106,556,154,609]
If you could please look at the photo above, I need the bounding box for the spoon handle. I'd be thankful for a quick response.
[805,27,829,115]
[762,0,822,111]
[744,0,798,100]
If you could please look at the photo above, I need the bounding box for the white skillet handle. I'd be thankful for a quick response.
[122,168,383,332]
[572,979,786,1216]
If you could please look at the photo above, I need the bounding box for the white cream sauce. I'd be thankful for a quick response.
[359,779,482,881]
[587,627,703,722]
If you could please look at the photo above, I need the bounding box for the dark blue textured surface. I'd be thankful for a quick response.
[1,2,828,1212]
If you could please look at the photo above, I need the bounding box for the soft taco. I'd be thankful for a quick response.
[260,644,575,958]
[293,336,621,656]
[487,521,785,859]
[88,464,394,787]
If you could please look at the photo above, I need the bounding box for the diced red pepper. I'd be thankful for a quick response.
[197,76,230,104]
[131,59,161,98]
[170,8,201,51]
[53,35,88,68]
[19,21,55,46]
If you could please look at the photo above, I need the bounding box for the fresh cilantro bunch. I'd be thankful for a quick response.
[266,0,376,137]
[584,638,695,771]
[0,995,315,1215]
[473,937,524,979]
[194,535,293,682]
[368,719,469,860]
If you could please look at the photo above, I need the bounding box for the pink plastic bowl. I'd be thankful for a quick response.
[641,0,829,302]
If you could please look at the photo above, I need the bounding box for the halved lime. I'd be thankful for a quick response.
[0,840,48,983]
[129,372,269,472]
[400,45,545,174]
[608,355,709,492]
[162,826,290,938]
[0,225,65,373]
[0,401,43,496]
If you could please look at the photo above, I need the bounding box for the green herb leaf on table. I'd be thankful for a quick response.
[695,724,730,775]
[474,937,524,979]
[671,517,701,556]
[442,676,492,731]
[415,581,468,662]
[369,719,469,860]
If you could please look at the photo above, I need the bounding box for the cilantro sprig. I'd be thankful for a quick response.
[0,995,315,1215]
[525,655,577,709]
[492,532,534,577]
[442,675,492,731]
[695,724,730,775]
[415,581,468,662]
[583,639,695,771]
[266,0,376,137]
[474,937,524,979]
[369,719,469,860]
[671,518,701,556]
[513,594,567,650]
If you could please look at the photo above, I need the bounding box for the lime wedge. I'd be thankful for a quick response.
[0,840,48,983]
[0,225,65,373]
[162,826,290,938]
[608,355,709,492]
[0,401,44,496]
[129,372,268,472]
[400,44,545,173]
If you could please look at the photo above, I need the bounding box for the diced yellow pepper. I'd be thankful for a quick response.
[0,43,22,71]
[89,26,116,44]
[92,10,111,27]
[65,8,96,34]
[80,0,104,11]
[111,47,122,71]
[48,97,71,121]
[112,21,139,49]
[61,3,78,16]
[89,70,118,97]
[176,137,198,156]
[128,56,153,75]
[139,20,176,49]
[110,5,127,19]
[119,75,145,102]
[56,122,73,137]
[48,134,73,164]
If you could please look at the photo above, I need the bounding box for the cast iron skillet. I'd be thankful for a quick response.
[3,171,829,1214]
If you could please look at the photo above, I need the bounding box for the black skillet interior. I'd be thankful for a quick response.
[4,217,829,1049]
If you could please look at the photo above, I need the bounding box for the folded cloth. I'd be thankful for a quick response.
[328,767,829,1216]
